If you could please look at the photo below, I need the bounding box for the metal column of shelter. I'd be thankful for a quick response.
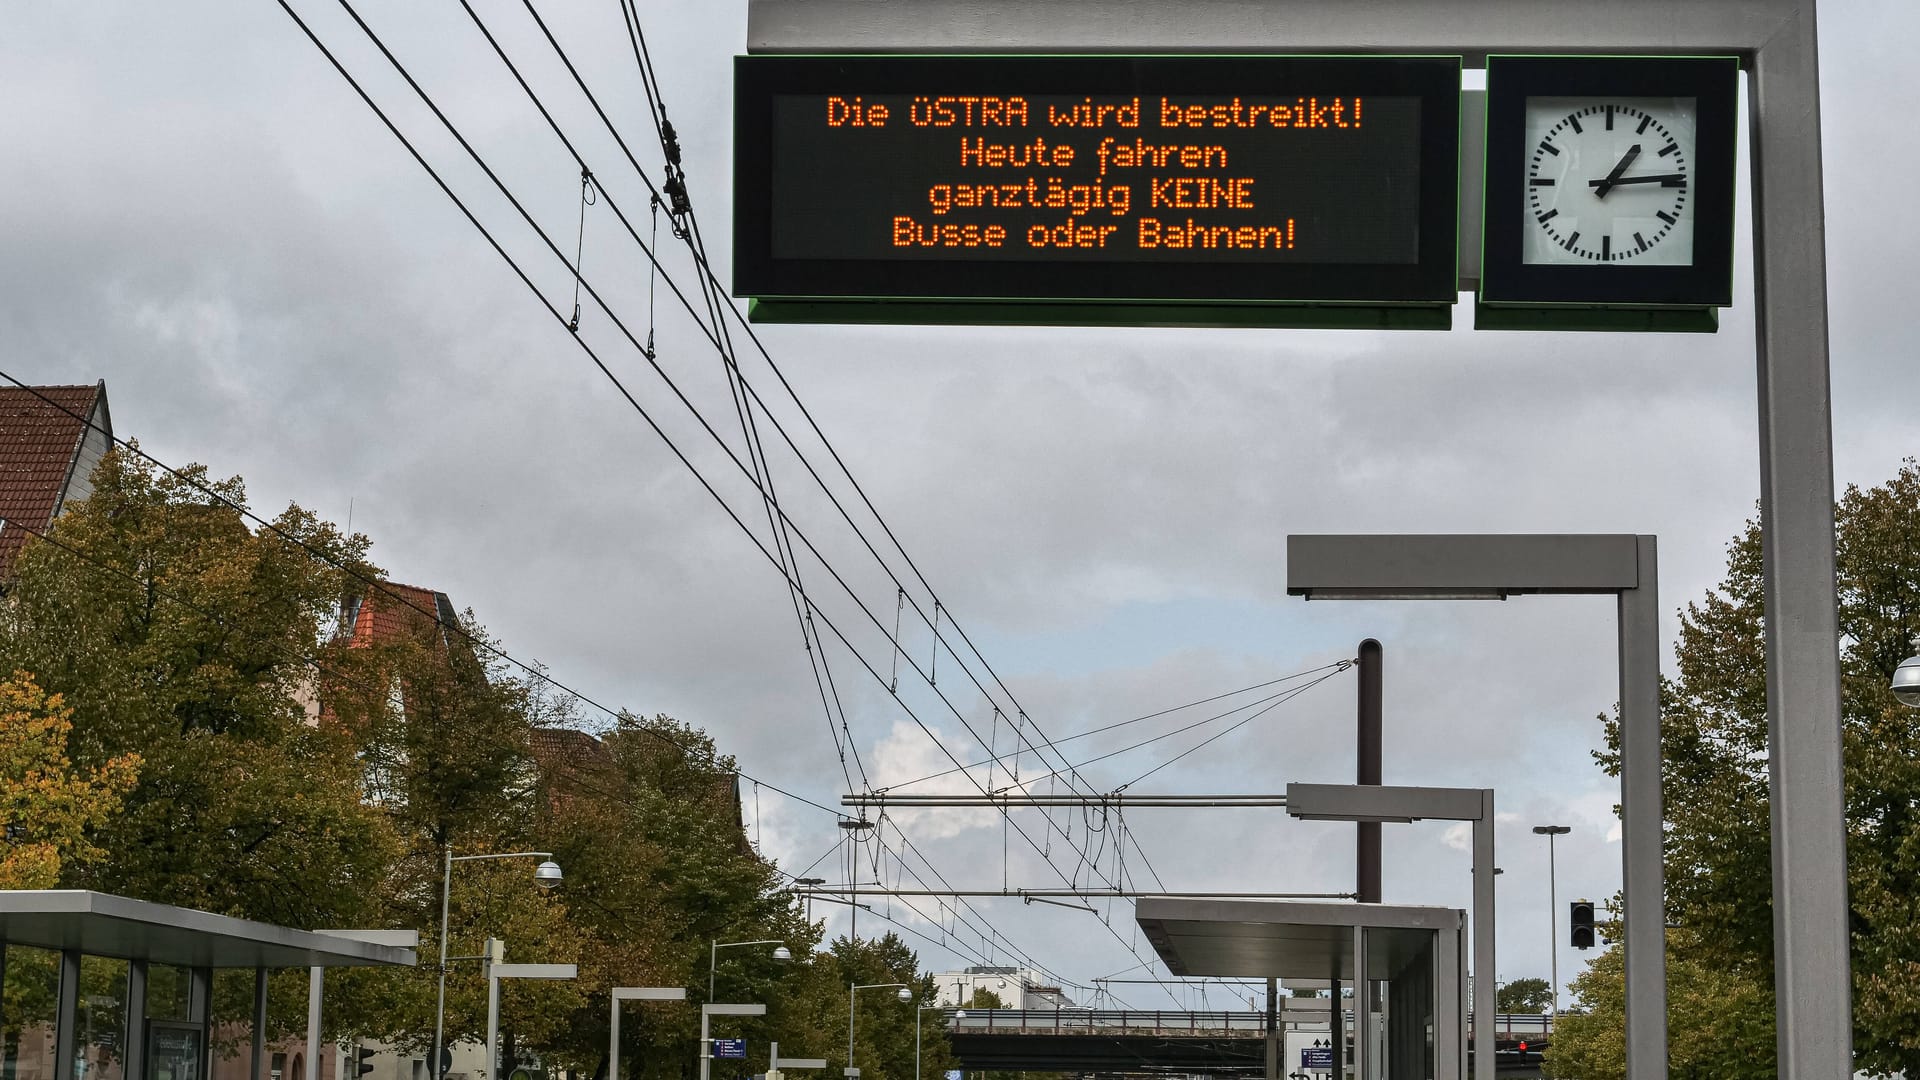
[748,3,1849,1076]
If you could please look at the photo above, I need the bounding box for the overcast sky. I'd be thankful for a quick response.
[3,0,1914,1012]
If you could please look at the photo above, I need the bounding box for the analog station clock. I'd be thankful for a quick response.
[1480,57,1738,323]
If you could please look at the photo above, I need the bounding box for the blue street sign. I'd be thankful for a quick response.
[713,1041,747,1060]
[1301,1047,1334,1071]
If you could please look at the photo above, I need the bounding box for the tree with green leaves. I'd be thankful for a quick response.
[0,448,398,930]
[1495,978,1552,1015]
[1546,460,1920,1078]
[0,672,138,888]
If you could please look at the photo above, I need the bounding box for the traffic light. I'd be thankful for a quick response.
[1570,899,1596,949]
[354,1046,377,1077]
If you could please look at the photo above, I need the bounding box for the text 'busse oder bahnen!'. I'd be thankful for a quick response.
[825,93,1365,252]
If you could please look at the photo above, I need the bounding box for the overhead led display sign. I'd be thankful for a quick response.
[734,55,1461,325]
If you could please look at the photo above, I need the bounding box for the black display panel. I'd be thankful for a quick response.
[735,55,1461,307]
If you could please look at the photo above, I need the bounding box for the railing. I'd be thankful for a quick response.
[947,1009,1556,1038]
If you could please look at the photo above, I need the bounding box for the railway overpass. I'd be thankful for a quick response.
[944,1009,1551,1076]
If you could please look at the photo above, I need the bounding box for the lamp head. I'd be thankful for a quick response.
[1532,825,1571,836]
[534,860,564,889]
[896,987,913,1003]
[773,946,793,962]
[1893,637,1920,708]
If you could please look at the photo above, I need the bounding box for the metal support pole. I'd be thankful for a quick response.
[1547,834,1560,1018]
[1329,974,1344,1080]
[433,845,452,1080]
[847,986,855,1072]
[915,1009,922,1080]
[1470,797,1494,1080]
[1357,639,1382,905]
[54,949,79,1080]
[701,1010,712,1080]
[307,968,323,1080]
[1750,17,1853,1076]
[484,940,501,1080]
[126,960,148,1080]
[609,998,622,1080]
[1264,978,1278,1080]
[252,967,269,1080]
[1619,536,1667,1077]
[1351,929,1369,1080]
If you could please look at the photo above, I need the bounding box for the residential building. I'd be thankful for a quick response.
[0,380,111,580]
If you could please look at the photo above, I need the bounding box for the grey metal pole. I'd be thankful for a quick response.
[609,998,622,1080]
[1351,929,1369,1080]
[307,968,323,1080]
[1264,978,1278,1080]
[1471,797,1494,1080]
[710,941,718,1001]
[700,1009,711,1080]
[252,968,269,1080]
[1548,833,1559,1018]
[1750,19,1854,1077]
[485,940,500,1080]
[915,1007,922,1080]
[1357,640,1382,905]
[1618,537,1667,1079]
[433,845,452,1080]
[847,985,855,1072]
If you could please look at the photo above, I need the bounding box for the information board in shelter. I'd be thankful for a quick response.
[734,56,1460,310]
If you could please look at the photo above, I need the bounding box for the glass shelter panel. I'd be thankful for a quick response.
[72,957,128,1080]
[3,945,62,1080]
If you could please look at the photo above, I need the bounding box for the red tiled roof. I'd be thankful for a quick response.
[344,581,450,648]
[0,383,103,579]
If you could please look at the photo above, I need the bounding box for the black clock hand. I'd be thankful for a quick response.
[1586,173,1687,188]
[1591,143,1643,199]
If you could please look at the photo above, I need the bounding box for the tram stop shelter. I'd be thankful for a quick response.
[1136,898,1466,1080]
[0,891,416,1080]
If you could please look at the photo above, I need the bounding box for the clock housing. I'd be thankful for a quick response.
[1481,56,1737,311]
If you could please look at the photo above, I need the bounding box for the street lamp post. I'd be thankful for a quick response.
[609,988,686,1080]
[1532,825,1571,1017]
[913,1001,953,1080]
[710,939,792,1000]
[1288,532,1666,1080]
[702,942,788,1080]
[433,850,563,1080]
[1285,782,1492,1080]
[847,983,912,1077]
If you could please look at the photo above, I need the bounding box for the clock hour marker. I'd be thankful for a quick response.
[1601,235,1611,260]
[1606,105,1614,130]
[1530,178,1555,186]
[1656,210,1677,224]
[1634,232,1648,253]
[1637,113,1651,134]
[1539,141,1560,156]
[1658,142,1679,157]
[1538,209,1558,224]
[1566,231,1581,250]
[1568,114,1584,134]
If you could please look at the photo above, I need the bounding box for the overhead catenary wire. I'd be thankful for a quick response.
[0,385,1084,997]
[412,0,1159,908]
[274,1,1194,1003]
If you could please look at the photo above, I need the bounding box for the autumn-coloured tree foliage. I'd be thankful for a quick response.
[0,448,957,1077]
[0,672,137,888]
[1548,460,1920,1079]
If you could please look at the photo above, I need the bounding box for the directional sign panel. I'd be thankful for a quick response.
[713,1040,747,1060]
[1301,1047,1334,1071]
[735,54,1460,321]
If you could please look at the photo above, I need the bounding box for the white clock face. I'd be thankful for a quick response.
[1522,96,1697,267]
